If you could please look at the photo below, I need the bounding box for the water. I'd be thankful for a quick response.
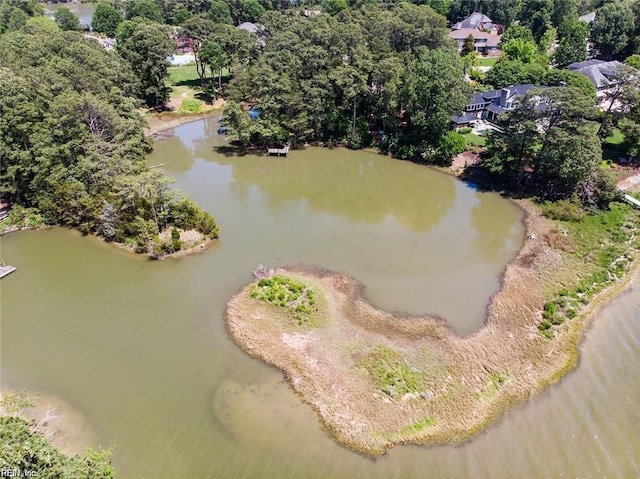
[1,118,637,478]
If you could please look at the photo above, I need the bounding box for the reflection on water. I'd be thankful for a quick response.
[6,118,634,479]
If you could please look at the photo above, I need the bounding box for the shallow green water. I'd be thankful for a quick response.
[2,118,638,478]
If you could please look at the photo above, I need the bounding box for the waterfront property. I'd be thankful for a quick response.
[452,84,546,129]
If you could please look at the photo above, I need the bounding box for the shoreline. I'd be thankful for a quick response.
[225,199,640,456]
[144,110,222,140]
[0,387,100,457]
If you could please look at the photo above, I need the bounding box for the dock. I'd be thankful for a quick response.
[0,264,16,279]
[623,194,640,209]
[267,145,290,157]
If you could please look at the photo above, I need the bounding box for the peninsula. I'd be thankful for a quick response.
[226,200,640,456]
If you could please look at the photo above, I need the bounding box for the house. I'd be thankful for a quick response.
[237,22,268,46]
[452,84,543,129]
[452,12,497,32]
[449,12,502,56]
[449,28,501,56]
[176,36,193,54]
[567,59,624,91]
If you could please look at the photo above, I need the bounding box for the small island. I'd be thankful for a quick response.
[226,200,640,456]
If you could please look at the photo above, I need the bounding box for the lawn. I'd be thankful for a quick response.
[602,128,626,161]
[462,131,487,147]
[476,56,500,67]
[168,64,200,87]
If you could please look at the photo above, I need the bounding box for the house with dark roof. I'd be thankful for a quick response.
[567,59,624,91]
[452,84,543,129]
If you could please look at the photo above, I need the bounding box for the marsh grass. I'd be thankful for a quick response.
[358,345,426,397]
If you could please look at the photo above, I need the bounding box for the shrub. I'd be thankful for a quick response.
[541,199,585,222]
[458,127,472,134]
[171,227,181,251]
[178,98,204,114]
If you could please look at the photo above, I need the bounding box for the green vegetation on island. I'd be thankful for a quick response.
[0,391,114,478]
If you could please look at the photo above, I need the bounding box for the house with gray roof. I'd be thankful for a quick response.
[452,84,544,128]
[567,60,624,90]
[452,12,495,31]
[578,11,596,24]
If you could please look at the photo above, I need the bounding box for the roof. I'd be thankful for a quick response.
[505,84,534,98]
[470,92,487,105]
[451,112,478,124]
[487,104,506,115]
[237,22,264,34]
[449,28,499,41]
[482,89,502,100]
[452,12,493,30]
[567,60,624,88]
[578,11,596,24]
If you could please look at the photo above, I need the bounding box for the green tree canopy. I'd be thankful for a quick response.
[124,0,163,23]
[502,37,538,63]
[116,20,175,108]
[591,1,635,60]
[553,21,589,68]
[91,3,123,37]
[53,6,81,31]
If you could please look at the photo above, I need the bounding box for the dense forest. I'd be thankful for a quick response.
[0,0,218,255]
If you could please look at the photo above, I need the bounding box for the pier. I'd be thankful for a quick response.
[0,260,16,279]
[267,145,290,157]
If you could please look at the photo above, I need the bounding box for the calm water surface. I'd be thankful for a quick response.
[1,118,638,478]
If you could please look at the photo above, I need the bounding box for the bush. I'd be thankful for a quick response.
[458,127,472,134]
[178,98,204,114]
[542,301,557,319]
[171,227,181,251]
[541,199,585,222]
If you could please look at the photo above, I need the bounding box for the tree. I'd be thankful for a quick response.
[124,0,163,22]
[240,0,265,22]
[393,48,470,162]
[535,123,601,196]
[501,24,535,45]
[116,20,175,107]
[553,21,589,67]
[552,0,578,30]
[461,33,475,56]
[502,38,538,63]
[483,86,601,198]
[519,0,553,42]
[200,39,228,94]
[591,1,635,60]
[486,59,548,88]
[323,0,347,16]
[208,0,233,24]
[54,7,81,31]
[181,16,217,89]
[92,3,123,37]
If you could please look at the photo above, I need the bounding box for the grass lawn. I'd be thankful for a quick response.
[462,131,487,147]
[168,64,200,86]
[602,128,626,161]
[476,56,500,67]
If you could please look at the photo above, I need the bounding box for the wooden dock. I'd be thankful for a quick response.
[623,194,640,209]
[0,264,16,279]
[267,145,290,157]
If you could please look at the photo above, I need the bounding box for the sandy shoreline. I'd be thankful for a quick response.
[0,388,100,457]
[144,110,221,139]
[225,199,640,456]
